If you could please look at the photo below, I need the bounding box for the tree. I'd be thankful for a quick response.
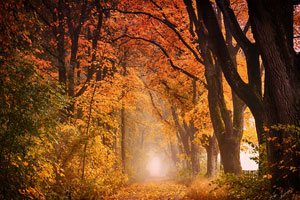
[202,134,218,177]
[114,0,249,174]
[197,0,300,192]
[0,1,68,198]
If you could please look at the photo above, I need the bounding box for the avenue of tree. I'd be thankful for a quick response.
[1,0,300,199]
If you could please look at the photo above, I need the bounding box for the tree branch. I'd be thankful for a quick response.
[216,0,253,52]
[113,35,207,88]
[198,0,263,114]
[149,0,169,21]
[109,8,203,63]
[184,0,208,40]
[148,90,173,127]
[28,1,52,28]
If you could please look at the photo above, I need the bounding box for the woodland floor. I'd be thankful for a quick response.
[105,177,191,200]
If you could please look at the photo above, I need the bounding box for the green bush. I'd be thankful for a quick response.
[212,172,300,200]
[0,51,67,199]
[212,172,270,200]
[212,133,300,200]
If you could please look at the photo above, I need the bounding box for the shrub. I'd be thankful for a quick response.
[0,51,67,199]
[212,172,300,200]
[212,172,270,200]
[187,177,227,200]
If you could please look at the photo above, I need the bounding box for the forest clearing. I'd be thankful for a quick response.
[1,0,300,199]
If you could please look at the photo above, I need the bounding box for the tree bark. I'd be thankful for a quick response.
[183,0,244,175]
[171,106,200,174]
[197,0,264,117]
[196,0,300,192]
[219,137,242,174]
[204,53,243,175]
[247,0,300,191]
[75,8,103,97]
[205,134,218,178]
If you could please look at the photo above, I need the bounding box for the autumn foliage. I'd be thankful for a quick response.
[1,0,300,199]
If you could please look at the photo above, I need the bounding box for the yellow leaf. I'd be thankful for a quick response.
[263,174,272,179]
[263,126,270,132]
[11,162,19,167]
[267,137,277,141]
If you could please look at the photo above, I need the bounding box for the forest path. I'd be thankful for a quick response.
[105,177,191,200]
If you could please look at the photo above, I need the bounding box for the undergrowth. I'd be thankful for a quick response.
[187,177,227,200]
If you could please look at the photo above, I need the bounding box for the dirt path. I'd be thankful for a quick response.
[106,177,191,200]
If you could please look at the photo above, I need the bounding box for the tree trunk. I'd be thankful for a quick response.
[206,134,218,178]
[68,34,78,98]
[170,141,179,166]
[57,0,66,89]
[190,80,200,176]
[171,107,191,168]
[183,0,244,175]
[200,0,300,190]
[121,105,126,173]
[65,1,90,112]
[204,54,243,175]
[219,137,242,174]
[247,0,300,192]
[190,136,200,176]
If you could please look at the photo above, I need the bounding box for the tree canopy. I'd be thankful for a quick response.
[1,0,300,199]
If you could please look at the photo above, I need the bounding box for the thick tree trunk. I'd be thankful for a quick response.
[205,56,243,175]
[247,0,300,192]
[230,87,245,175]
[206,134,218,178]
[184,0,245,174]
[200,0,300,191]
[183,0,245,175]
[219,137,242,174]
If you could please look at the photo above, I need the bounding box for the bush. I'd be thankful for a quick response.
[213,172,300,200]
[0,51,67,199]
[212,172,270,200]
[187,177,227,200]
[211,136,300,200]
